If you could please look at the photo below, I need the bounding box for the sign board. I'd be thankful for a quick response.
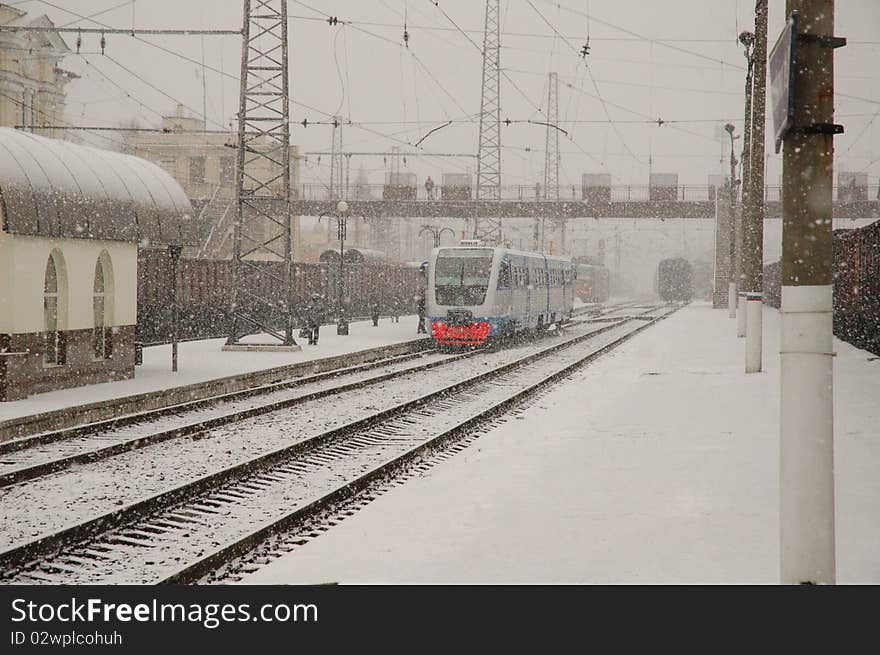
[649,173,678,187]
[769,13,797,153]
[582,173,611,187]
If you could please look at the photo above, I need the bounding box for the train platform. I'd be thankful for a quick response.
[0,316,429,441]
[239,302,880,584]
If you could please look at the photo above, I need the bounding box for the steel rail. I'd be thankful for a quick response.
[0,303,605,471]
[176,307,677,585]
[0,312,646,579]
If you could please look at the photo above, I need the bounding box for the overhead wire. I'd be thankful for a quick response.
[525,0,645,166]
[36,0,477,177]
[535,0,745,71]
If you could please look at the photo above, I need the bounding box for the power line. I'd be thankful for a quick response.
[33,0,475,175]
[0,26,240,35]
[535,0,746,71]
[286,13,762,44]
[525,0,644,165]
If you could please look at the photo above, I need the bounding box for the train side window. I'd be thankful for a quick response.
[498,261,511,289]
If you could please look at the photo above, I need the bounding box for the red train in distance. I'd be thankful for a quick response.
[572,257,611,303]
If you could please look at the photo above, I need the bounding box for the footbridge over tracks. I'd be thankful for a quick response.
[291,182,880,220]
[290,198,880,221]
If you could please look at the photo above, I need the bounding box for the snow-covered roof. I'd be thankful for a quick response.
[0,128,197,245]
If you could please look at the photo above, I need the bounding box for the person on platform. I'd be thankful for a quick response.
[370,295,381,327]
[304,293,324,345]
[425,176,435,200]
[415,293,427,334]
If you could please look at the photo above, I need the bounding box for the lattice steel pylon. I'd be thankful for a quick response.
[328,116,344,199]
[543,72,560,199]
[537,72,560,251]
[544,71,566,253]
[474,0,502,244]
[226,0,296,348]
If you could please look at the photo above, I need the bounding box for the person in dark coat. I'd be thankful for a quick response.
[370,295,380,327]
[304,293,324,345]
[415,292,427,334]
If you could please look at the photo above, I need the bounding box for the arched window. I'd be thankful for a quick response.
[43,254,65,365]
[93,254,114,359]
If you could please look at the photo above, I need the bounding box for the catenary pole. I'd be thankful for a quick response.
[743,1,768,372]
[780,0,843,585]
[725,123,738,318]
[737,29,756,339]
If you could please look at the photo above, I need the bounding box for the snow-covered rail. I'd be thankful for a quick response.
[0,302,624,489]
[0,304,675,584]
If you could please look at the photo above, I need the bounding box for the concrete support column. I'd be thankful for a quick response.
[745,293,762,372]
[712,188,732,310]
[780,285,835,584]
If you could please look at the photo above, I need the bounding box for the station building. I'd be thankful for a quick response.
[0,127,196,401]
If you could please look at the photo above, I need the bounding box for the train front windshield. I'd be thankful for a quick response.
[434,249,494,306]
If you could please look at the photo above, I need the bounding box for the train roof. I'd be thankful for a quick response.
[432,245,572,264]
[319,247,388,263]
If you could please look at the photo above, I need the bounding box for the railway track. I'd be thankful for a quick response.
[0,303,674,584]
[0,302,616,490]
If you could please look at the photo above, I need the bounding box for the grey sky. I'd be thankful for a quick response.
[14,0,880,188]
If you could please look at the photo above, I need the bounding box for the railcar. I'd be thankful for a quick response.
[573,258,611,303]
[656,257,694,302]
[318,247,388,264]
[137,251,422,345]
[426,246,575,346]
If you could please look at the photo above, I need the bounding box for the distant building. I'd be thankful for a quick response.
[125,105,303,260]
[0,4,77,139]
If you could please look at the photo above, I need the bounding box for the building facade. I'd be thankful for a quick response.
[0,4,76,138]
[0,128,196,401]
[125,105,303,260]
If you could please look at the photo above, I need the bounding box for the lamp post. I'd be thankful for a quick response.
[319,200,364,336]
[724,123,740,318]
[419,225,456,248]
[168,243,182,372]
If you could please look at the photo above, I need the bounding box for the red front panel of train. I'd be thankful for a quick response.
[431,321,491,345]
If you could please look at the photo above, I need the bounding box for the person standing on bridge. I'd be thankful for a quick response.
[425,176,435,200]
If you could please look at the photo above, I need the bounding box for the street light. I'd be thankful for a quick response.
[319,200,365,335]
[419,225,456,248]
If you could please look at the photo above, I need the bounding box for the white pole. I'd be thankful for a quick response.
[780,284,835,584]
[736,292,747,337]
[745,292,762,372]
[728,283,737,318]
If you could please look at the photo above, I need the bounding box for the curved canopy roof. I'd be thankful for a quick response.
[0,128,197,245]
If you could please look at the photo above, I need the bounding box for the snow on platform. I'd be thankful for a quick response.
[240,303,880,584]
[0,316,427,423]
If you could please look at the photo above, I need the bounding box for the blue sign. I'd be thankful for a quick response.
[769,13,797,153]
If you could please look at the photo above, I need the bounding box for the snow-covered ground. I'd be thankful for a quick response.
[240,303,880,584]
[0,316,427,423]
